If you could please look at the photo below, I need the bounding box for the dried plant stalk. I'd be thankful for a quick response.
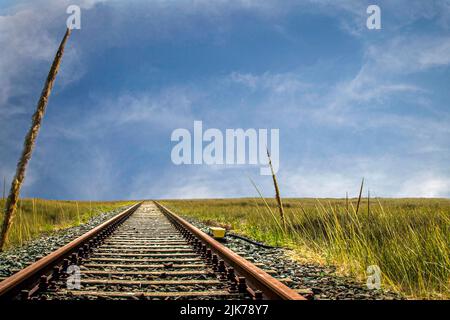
[267,149,286,231]
[355,178,364,215]
[0,29,71,251]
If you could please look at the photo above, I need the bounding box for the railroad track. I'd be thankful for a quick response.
[0,202,304,300]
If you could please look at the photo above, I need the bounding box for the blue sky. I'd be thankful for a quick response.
[1,0,449,200]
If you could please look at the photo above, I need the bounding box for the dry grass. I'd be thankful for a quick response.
[161,197,450,299]
[0,198,132,249]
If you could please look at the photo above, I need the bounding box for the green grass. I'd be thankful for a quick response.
[0,198,134,249]
[160,198,450,299]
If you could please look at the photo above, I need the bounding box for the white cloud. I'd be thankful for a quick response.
[0,0,105,116]
[282,156,450,198]
[108,89,196,127]
[68,149,119,200]
[397,175,450,198]
[123,153,450,199]
[229,71,310,93]
[1,0,449,200]
[45,86,199,142]
[127,166,257,200]
[301,0,450,36]
[368,36,450,73]
[307,34,450,133]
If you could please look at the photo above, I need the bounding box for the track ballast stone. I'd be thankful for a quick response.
[34,203,248,300]
[0,206,129,279]
[1,203,403,300]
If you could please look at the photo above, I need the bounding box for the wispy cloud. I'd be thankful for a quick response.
[229,71,310,93]
[301,0,450,36]
[367,35,450,73]
[44,86,199,143]
[0,0,105,116]
[283,154,450,198]
[1,0,449,199]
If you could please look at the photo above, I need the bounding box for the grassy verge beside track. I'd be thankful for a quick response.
[0,199,133,249]
[160,198,450,299]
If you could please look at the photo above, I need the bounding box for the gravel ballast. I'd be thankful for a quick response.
[0,206,130,279]
[0,205,403,300]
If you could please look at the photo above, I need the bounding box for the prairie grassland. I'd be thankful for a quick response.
[161,198,450,299]
[0,198,133,249]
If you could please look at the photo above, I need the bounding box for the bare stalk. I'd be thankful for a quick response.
[267,149,286,231]
[355,177,364,215]
[0,29,71,251]
[248,177,284,233]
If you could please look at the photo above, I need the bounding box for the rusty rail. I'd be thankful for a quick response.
[0,201,305,300]
[154,201,305,300]
[0,202,142,299]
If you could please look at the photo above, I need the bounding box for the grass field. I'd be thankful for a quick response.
[0,198,133,249]
[160,198,450,299]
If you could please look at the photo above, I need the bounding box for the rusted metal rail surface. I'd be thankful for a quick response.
[154,202,304,300]
[0,201,304,300]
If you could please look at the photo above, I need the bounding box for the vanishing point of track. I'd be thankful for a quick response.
[0,202,304,300]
